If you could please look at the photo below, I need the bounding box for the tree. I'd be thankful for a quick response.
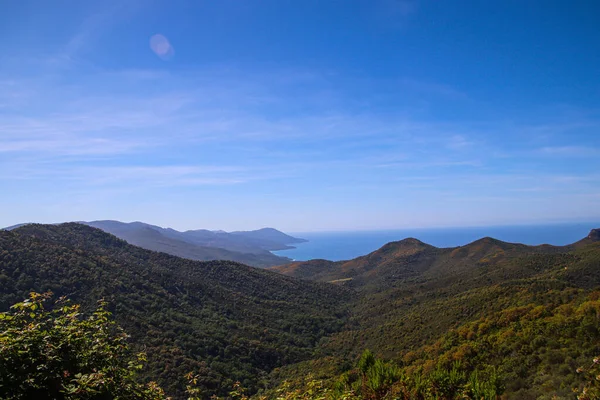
[576,356,600,400]
[0,292,166,400]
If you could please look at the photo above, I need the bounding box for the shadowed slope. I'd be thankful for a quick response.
[269,232,596,288]
[82,220,295,267]
[0,223,349,397]
[273,231,600,398]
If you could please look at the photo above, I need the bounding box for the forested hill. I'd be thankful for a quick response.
[269,231,600,398]
[270,231,600,289]
[2,223,600,398]
[0,223,350,398]
[230,227,307,246]
[79,220,304,268]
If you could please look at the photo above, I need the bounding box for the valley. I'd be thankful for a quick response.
[1,223,599,398]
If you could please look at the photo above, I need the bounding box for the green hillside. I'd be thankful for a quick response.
[1,224,600,398]
[0,223,349,397]
[81,220,298,267]
[270,231,600,399]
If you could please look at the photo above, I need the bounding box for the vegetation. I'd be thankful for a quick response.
[81,220,302,268]
[273,234,600,399]
[576,355,600,400]
[0,224,349,397]
[0,294,503,400]
[296,350,502,399]
[1,223,600,398]
[0,293,504,400]
[0,292,165,399]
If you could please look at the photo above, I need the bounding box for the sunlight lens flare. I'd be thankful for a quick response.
[149,34,174,60]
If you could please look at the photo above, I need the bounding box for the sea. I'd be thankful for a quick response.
[272,222,600,262]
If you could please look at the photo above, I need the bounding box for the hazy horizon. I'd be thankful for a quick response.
[3,218,599,236]
[2,1,599,231]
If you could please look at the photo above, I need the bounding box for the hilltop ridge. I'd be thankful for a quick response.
[0,223,348,397]
[2,223,600,398]
[4,221,307,268]
[581,228,600,243]
[20,220,306,268]
[269,229,600,286]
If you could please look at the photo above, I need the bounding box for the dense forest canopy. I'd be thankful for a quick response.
[1,223,600,398]
[0,223,349,397]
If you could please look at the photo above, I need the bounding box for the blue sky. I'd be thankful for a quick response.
[1,0,599,232]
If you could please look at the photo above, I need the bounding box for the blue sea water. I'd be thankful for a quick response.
[273,222,600,262]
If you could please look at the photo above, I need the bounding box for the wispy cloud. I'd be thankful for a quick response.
[1,55,599,230]
[1,163,261,187]
[538,146,600,157]
[446,134,474,150]
[62,2,136,62]
[400,78,468,100]
[374,159,482,169]
[0,137,141,156]
[2,67,598,180]
[76,165,254,187]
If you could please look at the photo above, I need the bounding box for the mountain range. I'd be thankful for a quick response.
[1,223,599,398]
[269,231,600,287]
[0,223,345,397]
[4,220,307,268]
[269,229,600,398]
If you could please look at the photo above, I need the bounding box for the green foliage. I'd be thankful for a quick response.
[273,350,502,399]
[391,291,600,398]
[0,224,350,397]
[347,350,502,399]
[356,350,376,375]
[575,356,600,400]
[463,371,502,400]
[0,292,165,400]
[276,240,600,398]
[2,223,600,399]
